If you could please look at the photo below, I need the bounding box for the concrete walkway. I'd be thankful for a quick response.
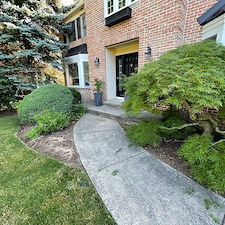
[74,113,225,225]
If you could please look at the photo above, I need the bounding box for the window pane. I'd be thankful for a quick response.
[82,16,86,37]
[118,0,125,9]
[107,0,114,14]
[69,63,79,86]
[83,62,90,86]
[72,21,76,41]
[76,17,81,39]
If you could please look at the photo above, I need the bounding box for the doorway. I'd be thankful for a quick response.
[116,52,138,97]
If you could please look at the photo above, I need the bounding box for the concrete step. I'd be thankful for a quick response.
[82,103,161,125]
[103,98,124,108]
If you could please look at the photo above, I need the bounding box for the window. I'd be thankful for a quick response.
[82,15,86,37]
[107,0,114,14]
[105,0,138,17]
[66,54,89,88]
[83,62,90,86]
[76,17,81,39]
[69,63,79,86]
[67,15,86,43]
[118,0,125,9]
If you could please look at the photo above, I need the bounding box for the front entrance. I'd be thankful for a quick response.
[116,52,138,97]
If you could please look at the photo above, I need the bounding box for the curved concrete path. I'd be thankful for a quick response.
[74,113,225,225]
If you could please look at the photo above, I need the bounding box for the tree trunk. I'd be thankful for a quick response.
[199,121,214,135]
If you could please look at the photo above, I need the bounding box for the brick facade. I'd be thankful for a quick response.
[65,0,218,102]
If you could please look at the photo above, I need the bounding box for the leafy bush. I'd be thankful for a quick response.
[126,119,162,147]
[160,107,196,139]
[70,105,87,121]
[18,84,74,124]
[69,88,81,104]
[0,75,16,110]
[179,134,225,193]
[26,109,70,139]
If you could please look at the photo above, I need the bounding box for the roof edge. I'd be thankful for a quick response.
[63,1,85,22]
[197,0,225,25]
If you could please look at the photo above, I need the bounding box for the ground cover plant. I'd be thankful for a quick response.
[123,40,225,193]
[0,116,115,225]
[25,109,71,139]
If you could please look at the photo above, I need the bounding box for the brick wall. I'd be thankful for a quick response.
[183,0,218,44]
[67,0,219,101]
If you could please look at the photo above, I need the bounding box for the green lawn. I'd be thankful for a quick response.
[0,116,115,225]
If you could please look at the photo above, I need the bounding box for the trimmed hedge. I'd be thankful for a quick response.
[18,84,74,124]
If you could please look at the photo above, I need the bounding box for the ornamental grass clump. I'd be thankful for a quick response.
[18,84,74,124]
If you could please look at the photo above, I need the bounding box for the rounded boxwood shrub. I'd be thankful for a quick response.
[18,84,74,124]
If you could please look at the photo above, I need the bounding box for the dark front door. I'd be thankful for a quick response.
[116,52,138,97]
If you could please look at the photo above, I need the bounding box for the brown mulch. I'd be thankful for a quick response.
[17,121,84,171]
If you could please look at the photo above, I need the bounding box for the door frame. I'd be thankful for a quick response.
[116,52,138,97]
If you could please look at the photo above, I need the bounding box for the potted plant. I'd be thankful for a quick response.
[92,78,104,106]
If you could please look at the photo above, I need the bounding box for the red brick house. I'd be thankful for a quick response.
[63,0,222,103]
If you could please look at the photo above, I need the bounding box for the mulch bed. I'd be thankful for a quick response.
[17,121,84,171]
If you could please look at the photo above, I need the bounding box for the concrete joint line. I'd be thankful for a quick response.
[90,151,146,175]
[74,129,122,135]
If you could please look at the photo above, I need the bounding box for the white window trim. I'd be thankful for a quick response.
[104,0,139,18]
[202,14,225,45]
[65,54,90,88]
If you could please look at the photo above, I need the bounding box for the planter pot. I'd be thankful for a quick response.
[94,93,103,106]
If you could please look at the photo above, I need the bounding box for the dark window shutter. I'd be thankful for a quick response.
[72,21,76,41]
[76,17,81,39]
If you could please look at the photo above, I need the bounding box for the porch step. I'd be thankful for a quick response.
[82,103,161,125]
[103,98,124,108]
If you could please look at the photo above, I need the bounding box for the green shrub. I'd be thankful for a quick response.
[18,84,74,124]
[70,105,87,121]
[26,109,70,139]
[9,100,23,110]
[126,119,162,147]
[179,134,225,193]
[69,88,81,104]
[0,75,16,110]
[160,107,196,139]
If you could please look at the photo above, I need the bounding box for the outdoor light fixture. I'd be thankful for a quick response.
[145,46,152,60]
[94,57,100,67]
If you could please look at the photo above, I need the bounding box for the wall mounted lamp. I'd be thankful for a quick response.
[145,46,152,60]
[94,57,100,67]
